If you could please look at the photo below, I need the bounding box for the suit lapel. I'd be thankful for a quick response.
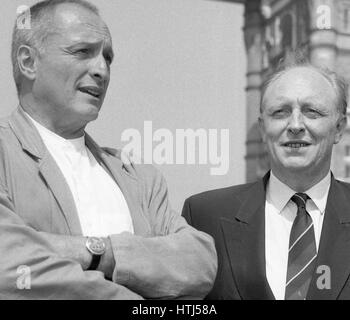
[85,135,151,237]
[39,153,82,235]
[307,178,350,299]
[220,173,275,300]
[9,106,82,235]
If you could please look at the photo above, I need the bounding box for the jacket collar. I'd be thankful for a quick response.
[9,106,47,160]
[234,171,269,224]
[220,172,274,299]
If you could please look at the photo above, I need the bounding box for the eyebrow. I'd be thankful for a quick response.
[67,40,108,48]
[67,41,114,60]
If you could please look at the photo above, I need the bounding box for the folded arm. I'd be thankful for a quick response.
[44,163,218,299]
[0,186,143,300]
[1,163,217,299]
[108,164,218,299]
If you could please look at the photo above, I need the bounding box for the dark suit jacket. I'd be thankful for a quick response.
[182,172,350,300]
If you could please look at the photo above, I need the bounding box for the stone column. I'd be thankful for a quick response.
[309,0,345,177]
[309,0,337,69]
[243,0,265,182]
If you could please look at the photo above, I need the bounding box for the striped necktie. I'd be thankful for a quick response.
[285,193,317,300]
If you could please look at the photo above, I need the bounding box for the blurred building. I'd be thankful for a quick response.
[220,0,350,182]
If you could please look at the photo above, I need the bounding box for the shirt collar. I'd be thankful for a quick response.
[267,170,331,215]
[305,172,331,214]
[24,111,86,152]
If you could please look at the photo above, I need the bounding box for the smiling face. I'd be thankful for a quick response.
[259,66,346,184]
[31,3,113,137]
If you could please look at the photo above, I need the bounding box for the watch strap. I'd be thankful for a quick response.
[87,254,101,270]
[85,237,105,271]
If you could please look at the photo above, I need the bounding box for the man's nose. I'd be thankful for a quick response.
[89,53,109,83]
[287,110,305,135]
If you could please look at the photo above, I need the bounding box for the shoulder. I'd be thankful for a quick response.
[0,115,13,138]
[334,178,350,190]
[102,147,165,187]
[185,181,256,208]
[0,113,21,150]
[0,114,11,128]
[331,178,350,199]
[181,181,259,243]
[0,115,15,151]
[182,181,258,226]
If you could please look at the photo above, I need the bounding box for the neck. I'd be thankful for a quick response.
[271,167,330,192]
[19,94,86,139]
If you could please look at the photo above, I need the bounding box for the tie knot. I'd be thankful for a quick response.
[291,193,308,209]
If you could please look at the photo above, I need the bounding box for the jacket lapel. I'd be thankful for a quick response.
[9,106,82,235]
[307,177,350,299]
[85,135,151,237]
[220,173,275,300]
[38,154,82,235]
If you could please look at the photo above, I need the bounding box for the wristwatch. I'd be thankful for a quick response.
[86,237,106,270]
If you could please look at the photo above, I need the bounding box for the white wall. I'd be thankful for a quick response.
[0,0,246,212]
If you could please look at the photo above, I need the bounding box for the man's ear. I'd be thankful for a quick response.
[258,116,266,143]
[334,114,347,144]
[17,45,38,81]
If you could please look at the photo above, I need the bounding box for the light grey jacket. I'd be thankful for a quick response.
[0,106,217,299]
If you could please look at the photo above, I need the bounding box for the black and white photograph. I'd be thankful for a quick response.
[0,0,349,309]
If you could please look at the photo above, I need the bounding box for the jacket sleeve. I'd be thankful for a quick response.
[181,197,193,224]
[109,164,218,299]
[0,183,143,300]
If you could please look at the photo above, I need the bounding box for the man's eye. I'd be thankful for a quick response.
[304,109,322,117]
[75,48,89,55]
[105,56,112,65]
[272,109,288,118]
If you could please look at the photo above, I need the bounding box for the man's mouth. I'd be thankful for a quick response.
[282,141,311,148]
[78,86,103,99]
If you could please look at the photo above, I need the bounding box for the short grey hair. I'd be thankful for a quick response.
[260,60,348,118]
[11,0,100,95]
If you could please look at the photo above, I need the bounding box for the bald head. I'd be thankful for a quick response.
[12,0,104,95]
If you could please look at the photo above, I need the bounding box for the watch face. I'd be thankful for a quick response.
[86,237,106,255]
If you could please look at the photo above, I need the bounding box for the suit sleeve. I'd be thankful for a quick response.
[0,183,143,300]
[109,165,218,299]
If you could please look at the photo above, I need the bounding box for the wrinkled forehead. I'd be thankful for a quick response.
[50,4,112,44]
[261,67,337,110]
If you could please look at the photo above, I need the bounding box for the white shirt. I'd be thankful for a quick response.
[265,171,330,300]
[27,113,134,237]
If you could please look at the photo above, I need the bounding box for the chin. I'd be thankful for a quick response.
[86,110,99,122]
[282,162,312,172]
[79,104,101,120]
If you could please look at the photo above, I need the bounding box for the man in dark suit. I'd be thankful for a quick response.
[182,62,350,300]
